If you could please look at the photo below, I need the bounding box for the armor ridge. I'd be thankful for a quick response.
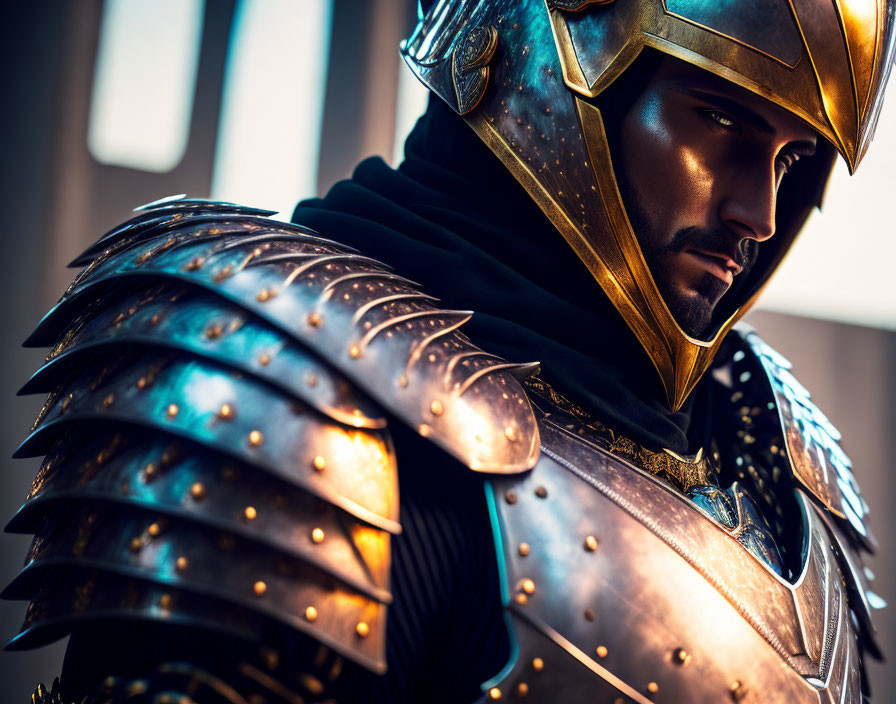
[5,197,539,689]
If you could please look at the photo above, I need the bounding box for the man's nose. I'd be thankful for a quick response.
[717,158,777,243]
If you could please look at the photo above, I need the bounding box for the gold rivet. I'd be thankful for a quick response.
[505,426,517,441]
[729,680,747,702]
[253,580,267,596]
[148,523,161,537]
[259,353,271,366]
[150,313,161,325]
[311,528,325,543]
[647,682,659,694]
[673,648,690,665]
[521,579,535,595]
[349,345,361,359]
[428,353,437,363]
[356,621,370,638]
[418,423,431,437]
[159,594,172,610]
[244,506,257,520]
[515,593,528,605]
[248,430,263,446]
[175,556,188,571]
[584,535,598,551]
[190,482,206,500]
[218,403,234,420]
[488,687,502,700]
[256,289,272,302]
[505,491,517,505]
[532,657,544,672]
[430,400,444,416]
[299,673,325,696]
[129,537,143,552]
[308,312,321,327]
[186,257,203,271]
[304,606,318,621]
[584,608,595,622]
[143,463,158,481]
[596,645,608,658]
[518,542,530,557]
[306,373,318,387]
[516,682,529,697]
[398,375,409,388]
[534,486,547,498]
[136,377,147,390]
[166,403,179,418]
[313,455,326,471]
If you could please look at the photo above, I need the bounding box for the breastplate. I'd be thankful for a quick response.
[483,414,863,703]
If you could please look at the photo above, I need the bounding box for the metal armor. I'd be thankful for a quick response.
[401,0,896,409]
[7,200,880,702]
[483,330,881,702]
[6,198,538,701]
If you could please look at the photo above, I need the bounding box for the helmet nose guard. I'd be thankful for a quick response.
[401,0,895,410]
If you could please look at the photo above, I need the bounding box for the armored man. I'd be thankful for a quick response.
[7,1,892,702]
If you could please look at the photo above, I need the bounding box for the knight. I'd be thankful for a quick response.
[6,1,892,702]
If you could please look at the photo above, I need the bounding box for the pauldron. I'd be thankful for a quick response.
[7,198,537,701]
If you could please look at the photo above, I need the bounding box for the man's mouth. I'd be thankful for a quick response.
[685,249,742,285]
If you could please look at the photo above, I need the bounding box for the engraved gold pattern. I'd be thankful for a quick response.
[525,376,717,492]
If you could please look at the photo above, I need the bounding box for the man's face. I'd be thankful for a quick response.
[616,57,818,339]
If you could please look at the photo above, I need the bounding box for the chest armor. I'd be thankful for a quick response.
[485,416,861,703]
[484,332,883,704]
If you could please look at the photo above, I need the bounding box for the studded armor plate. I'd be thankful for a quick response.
[6,197,539,690]
[483,334,879,703]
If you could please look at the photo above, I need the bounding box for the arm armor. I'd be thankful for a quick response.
[6,197,538,696]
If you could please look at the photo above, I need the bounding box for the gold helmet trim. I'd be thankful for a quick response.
[404,0,895,411]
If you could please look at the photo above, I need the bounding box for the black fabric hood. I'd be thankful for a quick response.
[292,96,709,453]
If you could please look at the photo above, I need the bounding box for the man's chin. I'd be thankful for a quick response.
[662,283,724,340]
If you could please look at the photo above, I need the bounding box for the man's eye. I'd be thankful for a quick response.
[703,110,738,131]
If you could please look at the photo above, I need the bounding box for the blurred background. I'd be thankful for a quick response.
[1,0,893,700]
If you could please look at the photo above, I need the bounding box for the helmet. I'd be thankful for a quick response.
[401,0,896,410]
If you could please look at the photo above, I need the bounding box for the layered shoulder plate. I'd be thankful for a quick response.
[33,198,540,472]
[7,197,538,682]
[736,329,872,548]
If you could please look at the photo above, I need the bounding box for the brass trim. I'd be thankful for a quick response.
[659,1,802,68]
[785,0,854,170]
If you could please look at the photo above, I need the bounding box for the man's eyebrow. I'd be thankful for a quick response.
[675,85,817,153]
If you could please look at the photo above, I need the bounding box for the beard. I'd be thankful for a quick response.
[619,183,758,340]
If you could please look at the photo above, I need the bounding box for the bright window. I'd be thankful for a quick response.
[210,0,334,220]
[88,0,204,172]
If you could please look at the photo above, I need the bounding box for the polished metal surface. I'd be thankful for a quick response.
[31,197,539,474]
[742,330,872,545]
[6,197,538,680]
[402,1,896,410]
[486,412,867,701]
